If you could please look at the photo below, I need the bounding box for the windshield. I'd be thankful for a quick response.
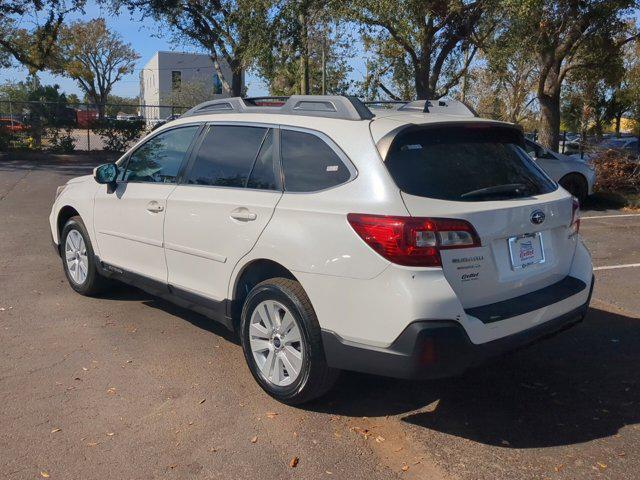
[384,124,557,202]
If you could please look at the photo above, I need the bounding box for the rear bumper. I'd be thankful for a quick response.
[322,275,594,380]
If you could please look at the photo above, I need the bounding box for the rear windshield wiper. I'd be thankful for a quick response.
[460,183,528,199]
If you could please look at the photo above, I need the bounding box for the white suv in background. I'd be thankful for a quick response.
[50,96,594,404]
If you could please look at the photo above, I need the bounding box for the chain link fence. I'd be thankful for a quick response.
[0,100,188,153]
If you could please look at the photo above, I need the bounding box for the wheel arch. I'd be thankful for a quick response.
[57,205,81,243]
[558,172,588,202]
[230,258,299,329]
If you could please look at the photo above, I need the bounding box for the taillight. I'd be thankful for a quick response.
[570,198,580,235]
[347,214,481,267]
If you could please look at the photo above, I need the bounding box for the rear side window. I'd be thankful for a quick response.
[186,125,269,188]
[384,125,556,201]
[281,129,351,192]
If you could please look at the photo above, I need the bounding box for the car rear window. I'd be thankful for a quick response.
[384,125,556,201]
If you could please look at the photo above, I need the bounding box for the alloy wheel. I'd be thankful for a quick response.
[248,300,304,387]
[65,229,89,285]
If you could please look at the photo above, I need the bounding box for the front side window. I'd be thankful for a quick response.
[280,129,351,192]
[384,125,556,202]
[185,125,270,188]
[123,126,198,183]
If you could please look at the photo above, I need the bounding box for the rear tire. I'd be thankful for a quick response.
[61,216,112,296]
[559,173,588,205]
[240,277,339,404]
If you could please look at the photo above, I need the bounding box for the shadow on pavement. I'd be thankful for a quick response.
[0,154,116,177]
[94,284,240,345]
[310,307,639,449]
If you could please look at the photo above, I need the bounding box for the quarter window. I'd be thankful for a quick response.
[280,129,351,192]
[185,125,270,188]
[123,126,198,183]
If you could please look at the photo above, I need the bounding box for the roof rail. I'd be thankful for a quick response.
[181,95,375,121]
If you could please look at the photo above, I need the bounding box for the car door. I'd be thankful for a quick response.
[525,139,564,181]
[93,125,200,282]
[163,123,282,304]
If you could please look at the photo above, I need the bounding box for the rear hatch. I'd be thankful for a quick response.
[379,121,578,308]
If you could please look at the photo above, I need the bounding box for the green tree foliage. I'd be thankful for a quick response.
[167,80,220,108]
[497,0,639,150]
[338,0,494,100]
[58,18,139,118]
[258,1,353,96]
[115,0,274,97]
[0,0,85,72]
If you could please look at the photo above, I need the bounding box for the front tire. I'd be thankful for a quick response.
[240,278,339,404]
[61,216,111,296]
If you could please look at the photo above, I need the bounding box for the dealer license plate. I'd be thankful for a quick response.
[508,233,545,269]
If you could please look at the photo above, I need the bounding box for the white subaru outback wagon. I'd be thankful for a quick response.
[50,95,594,404]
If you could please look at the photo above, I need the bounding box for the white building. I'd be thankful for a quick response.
[139,51,238,121]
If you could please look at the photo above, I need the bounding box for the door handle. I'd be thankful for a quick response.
[146,201,164,213]
[230,208,257,221]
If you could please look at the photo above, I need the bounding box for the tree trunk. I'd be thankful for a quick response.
[538,92,561,152]
[231,69,243,97]
[414,65,430,100]
[615,114,622,137]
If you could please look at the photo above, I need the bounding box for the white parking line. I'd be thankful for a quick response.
[582,213,640,220]
[593,263,640,271]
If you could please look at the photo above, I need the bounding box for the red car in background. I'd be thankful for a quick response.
[0,118,28,133]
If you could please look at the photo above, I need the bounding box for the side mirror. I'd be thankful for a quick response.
[93,163,118,187]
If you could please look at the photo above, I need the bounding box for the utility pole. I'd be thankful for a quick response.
[321,23,326,95]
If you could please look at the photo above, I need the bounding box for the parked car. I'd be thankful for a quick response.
[0,117,28,133]
[598,136,639,155]
[50,96,594,404]
[570,136,640,164]
[116,113,143,121]
[524,138,596,204]
[150,114,181,132]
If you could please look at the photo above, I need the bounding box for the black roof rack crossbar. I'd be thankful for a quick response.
[181,95,374,121]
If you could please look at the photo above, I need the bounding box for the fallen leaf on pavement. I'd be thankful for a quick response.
[107,387,116,394]
[375,436,385,443]
[106,432,115,436]
[289,456,299,468]
[266,412,278,418]
[40,472,49,478]
[199,398,206,404]
[82,367,88,371]
[393,447,403,453]
[401,465,409,472]
[87,442,100,447]
[251,436,258,443]
[597,462,607,469]
[51,428,61,433]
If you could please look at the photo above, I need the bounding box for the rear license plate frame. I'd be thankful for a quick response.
[508,232,546,270]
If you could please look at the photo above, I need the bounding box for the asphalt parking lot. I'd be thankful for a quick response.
[1,155,639,480]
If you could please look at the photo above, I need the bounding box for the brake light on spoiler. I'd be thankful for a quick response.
[347,214,481,267]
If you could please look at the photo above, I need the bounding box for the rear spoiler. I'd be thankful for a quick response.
[375,121,525,161]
